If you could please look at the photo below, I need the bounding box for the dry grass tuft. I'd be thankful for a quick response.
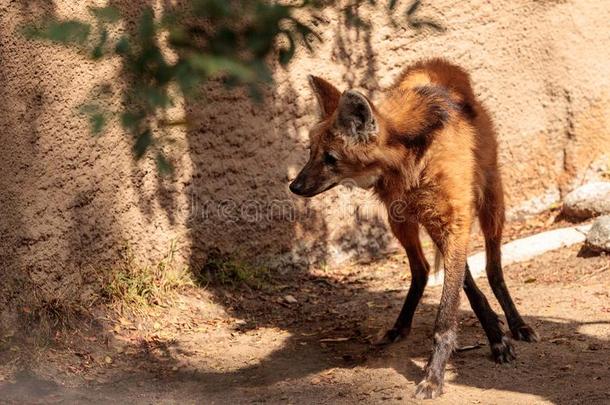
[20,297,94,341]
[197,250,270,289]
[105,241,194,312]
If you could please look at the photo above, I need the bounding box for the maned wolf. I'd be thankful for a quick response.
[289,58,538,399]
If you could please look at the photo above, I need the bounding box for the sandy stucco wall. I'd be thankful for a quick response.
[0,1,609,318]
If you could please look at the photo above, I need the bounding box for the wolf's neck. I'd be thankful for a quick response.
[374,160,425,204]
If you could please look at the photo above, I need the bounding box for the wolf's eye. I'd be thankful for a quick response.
[324,151,338,165]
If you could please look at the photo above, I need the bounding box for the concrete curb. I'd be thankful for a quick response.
[428,224,593,287]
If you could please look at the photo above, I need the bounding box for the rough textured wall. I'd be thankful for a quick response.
[187,0,610,268]
[0,1,193,321]
[0,0,609,319]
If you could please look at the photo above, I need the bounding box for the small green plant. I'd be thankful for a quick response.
[198,250,270,289]
[105,241,194,309]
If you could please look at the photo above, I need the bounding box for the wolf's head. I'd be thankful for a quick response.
[289,76,385,197]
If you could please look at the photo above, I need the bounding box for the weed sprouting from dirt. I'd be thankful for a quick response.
[105,241,194,311]
[198,250,271,289]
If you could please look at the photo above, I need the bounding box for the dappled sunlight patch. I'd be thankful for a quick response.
[191,327,292,373]
[577,323,610,339]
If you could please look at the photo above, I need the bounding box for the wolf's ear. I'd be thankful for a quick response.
[308,75,341,118]
[336,90,378,142]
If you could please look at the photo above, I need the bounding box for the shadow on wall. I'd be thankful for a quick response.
[0,0,54,325]
[179,4,411,272]
[0,0,426,328]
[105,1,446,275]
[183,79,326,270]
[103,0,332,271]
[106,1,400,272]
[108,0,184,225]
[0,1,129,327]
[332,5,380,93]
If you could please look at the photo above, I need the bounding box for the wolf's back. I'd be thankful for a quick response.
[394,58,477,109]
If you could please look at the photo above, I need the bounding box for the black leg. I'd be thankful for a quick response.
[479,182,539,342]
[379,220,429,345]
[485,238,539,342]
[463,264,515,362]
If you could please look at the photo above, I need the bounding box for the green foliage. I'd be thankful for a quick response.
[25,20,91,44]
[155,153,174,175]
[25,1,429,173]
[79,103,108,135]
[89,6,121,24]
[133,130,153,159]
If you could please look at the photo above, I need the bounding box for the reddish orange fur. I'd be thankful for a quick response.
[375,58,503,242]
[290,58,536,399]
[299,58,504,242]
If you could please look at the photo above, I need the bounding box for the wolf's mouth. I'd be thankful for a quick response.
[297,181,338,198]
[318,181,339,194]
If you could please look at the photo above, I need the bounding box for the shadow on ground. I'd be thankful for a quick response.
[2,249,609,404]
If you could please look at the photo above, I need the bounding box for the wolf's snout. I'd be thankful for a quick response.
[289,178,305,195]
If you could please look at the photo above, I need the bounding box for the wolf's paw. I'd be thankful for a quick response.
[511,324,539,342]
[491,335,517,363]
[373,327,409,346]
[414,378,442,400]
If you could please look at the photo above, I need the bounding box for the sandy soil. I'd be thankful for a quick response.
[1,243,609,404]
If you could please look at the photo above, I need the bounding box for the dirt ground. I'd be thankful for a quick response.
[1,241,609,404]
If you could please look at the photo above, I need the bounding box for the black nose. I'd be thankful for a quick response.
[289,180,303,195]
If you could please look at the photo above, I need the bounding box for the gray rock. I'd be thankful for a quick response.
[563,182,610,220]
[586,215,610,252]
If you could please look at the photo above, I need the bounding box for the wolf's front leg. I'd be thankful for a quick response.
[414,232,468,399]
